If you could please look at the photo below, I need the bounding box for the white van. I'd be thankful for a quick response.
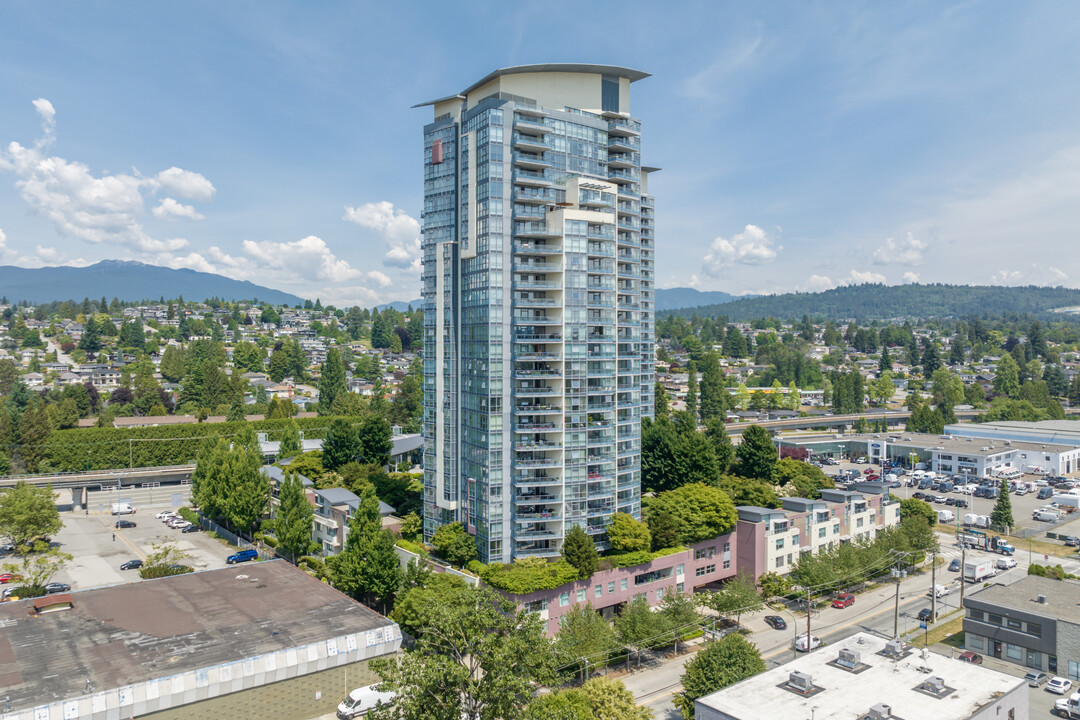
[110,503,136,515]
[996,468,1022,481]
[937,510,955,524]
[911,470,926,481]
[931,584,951,598]
[1033,510,1060,522]
[337,685,396,719]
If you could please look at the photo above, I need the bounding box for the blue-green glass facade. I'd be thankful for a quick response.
[421,67,655,564]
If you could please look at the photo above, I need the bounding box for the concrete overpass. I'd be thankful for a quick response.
[724,408,988,436]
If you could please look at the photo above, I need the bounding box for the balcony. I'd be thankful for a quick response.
[513,350,561,360]
[514,239,562,253]
[513,152,553,170]
[513,133,553,152]
[513,332,563,342]
[514,188,557,205]
[516,511,563,521]
[608,168,639,185]
[514,458,560,469]
[514,386,558,396]
[608,135,640,152]
[607,117,641,136]
[514,117,551,135]
[514,545,561,557]
[514,474,562,485]
[513,169,553,187]
[515,278,561,289]
[515,528,561,539]
[514,369,563,379]
[515,440,562,451]
[515,422,558,431]
[515,404,562,414]
[607,152,639,169]
[513,296,559,308]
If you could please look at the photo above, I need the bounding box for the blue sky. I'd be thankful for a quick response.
[1,1,1078,305]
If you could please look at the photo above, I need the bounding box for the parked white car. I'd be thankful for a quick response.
[1047,677,1073,695]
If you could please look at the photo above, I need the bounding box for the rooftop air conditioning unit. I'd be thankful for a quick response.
[1037,595,1048,604]
[923,676,946,693]
[885,639,904,656]
[1004,440,1011,445]
[257,433,268,443]
[787,671,814,693]
[837,648,861,668]
[868,703,892,720]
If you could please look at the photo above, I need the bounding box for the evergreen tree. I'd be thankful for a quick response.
[685,360,698,418]
[223,427,269,536]
[18,399,52,473]
[317,347,347,414]
[278,420,302,458]
[921,339,942,377]
[561,525,598,579]
[77,316,101,356]
[358,414,393,466]
[990,478,1015,530]
[226,394,246,422]
[276,469,314,562]
[698,353,727,421]
[703,417,735,474]
[878,344,892,374]
[948,335,965,365]
[159,345,186,383]
[654,382,670,419]
[322,418,360,470]
[734,425,776,480]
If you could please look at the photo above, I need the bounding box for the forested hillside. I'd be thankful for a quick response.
[662,284,1080,322]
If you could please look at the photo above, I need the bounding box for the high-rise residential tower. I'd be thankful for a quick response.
[417,64,657,564]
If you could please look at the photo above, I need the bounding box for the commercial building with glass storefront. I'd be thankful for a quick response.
[963,575,1080,677]
[417,65,657,563]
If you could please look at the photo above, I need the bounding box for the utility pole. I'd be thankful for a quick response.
[893,554,903,638]
[959,542,966,615]
[805,587,812,653]
[931,549,937,623]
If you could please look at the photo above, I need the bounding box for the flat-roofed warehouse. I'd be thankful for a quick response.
[0,560,401,720]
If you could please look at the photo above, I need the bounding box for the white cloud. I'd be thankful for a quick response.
[152,197,204,221]
[0,228,14,261]
[366,270,392,288]
[702,224,779,276]
[991,265,1070,287]
[902,271,920,283]
[153,167,216,201]
[846,269,887,285]
[1,99,210,254]
[803,274,836,292]
[683,34,764,101]
[31,98,56,147]
[241,235,363,283]
[872,232,927,266]
[343,200,421,270]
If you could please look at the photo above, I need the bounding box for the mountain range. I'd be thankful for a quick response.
[660,283,1080,321]
[0,260,303,306]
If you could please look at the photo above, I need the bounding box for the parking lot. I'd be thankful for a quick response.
[820,459,1080,538]
[48,509,237,592]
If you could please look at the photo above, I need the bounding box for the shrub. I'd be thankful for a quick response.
[140,564,193,579]
[6,584,46,599]
[395,538,430,557]
[479,559,581,594]
[177,507,199,524]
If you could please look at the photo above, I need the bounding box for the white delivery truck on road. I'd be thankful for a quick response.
[964,559,996,584]
[111,503,136,515]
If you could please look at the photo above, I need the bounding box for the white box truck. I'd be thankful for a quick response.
[111,503,136,515]
[963,513,978,526]
[964,559,996,584]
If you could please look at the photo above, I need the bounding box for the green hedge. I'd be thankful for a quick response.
[177,507,199,524]
[478,559,581,594]
[395,539,430,557]
[603,545,687,569]
[41,417,348,472]
[139,564,193,579]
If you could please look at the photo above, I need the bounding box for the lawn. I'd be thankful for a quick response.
[908,615,965,648]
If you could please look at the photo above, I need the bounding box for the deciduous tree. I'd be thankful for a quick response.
[0,482,63,552]
[675,634,765,719]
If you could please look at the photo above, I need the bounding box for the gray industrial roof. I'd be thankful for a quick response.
[966,576,1080,625]
[0,561,394,710]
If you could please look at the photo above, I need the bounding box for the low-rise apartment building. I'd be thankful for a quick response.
[505,535,736,637]
[963,575,1080,677]
[736,485,901,578]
